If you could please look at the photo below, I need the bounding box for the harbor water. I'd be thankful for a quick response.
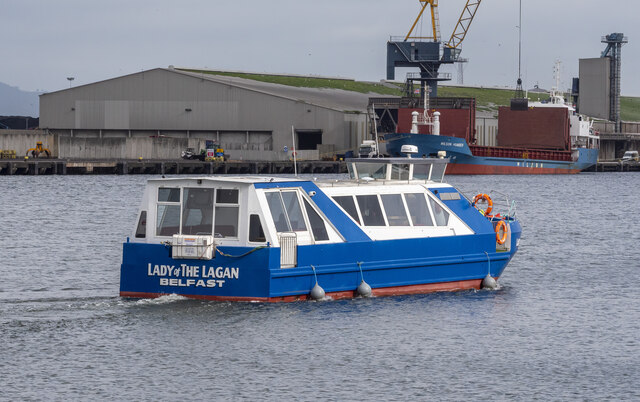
[1,173,639,400]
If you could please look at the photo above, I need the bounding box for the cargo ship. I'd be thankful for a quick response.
[372,92,600,174]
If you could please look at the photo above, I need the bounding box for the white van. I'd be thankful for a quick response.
[621,151,639,162]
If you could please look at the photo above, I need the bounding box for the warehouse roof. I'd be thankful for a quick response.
[41,67,400,114]
[171,68,388,113]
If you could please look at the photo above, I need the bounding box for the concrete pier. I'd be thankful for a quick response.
[588,160,640,172]
[0,159,347,176]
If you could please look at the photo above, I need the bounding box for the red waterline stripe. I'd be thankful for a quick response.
[446,163,580,175]
[120,278,488,303]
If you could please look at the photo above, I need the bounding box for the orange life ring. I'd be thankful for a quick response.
[473,193,493,216]
[495,220,508,245]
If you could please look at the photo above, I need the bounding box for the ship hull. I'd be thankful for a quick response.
[385,133,598,175]
[121,222,521,302]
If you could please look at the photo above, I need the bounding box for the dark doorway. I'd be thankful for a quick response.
[296,130,322,150]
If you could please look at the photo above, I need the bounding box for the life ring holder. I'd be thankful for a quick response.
[472,193,493,216]
[495,220,508,245]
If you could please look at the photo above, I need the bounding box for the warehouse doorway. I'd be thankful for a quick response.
[295,129,322,150]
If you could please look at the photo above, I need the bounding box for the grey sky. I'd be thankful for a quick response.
[2,0,637,95]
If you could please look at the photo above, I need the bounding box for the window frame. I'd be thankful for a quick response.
[214,188,240,239]
[263,188,338,244]
[156,187,182,237]
[181,187,215,236]
[248,213,267,244]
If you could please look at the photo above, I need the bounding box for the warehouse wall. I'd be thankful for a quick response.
[40,68,367,160]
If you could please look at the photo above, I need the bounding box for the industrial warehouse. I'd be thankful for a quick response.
[37,67,373,161]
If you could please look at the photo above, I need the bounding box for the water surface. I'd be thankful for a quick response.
[1,173,638,400]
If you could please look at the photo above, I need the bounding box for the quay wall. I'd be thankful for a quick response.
[2,127,638,161]
[0,130,320,161]
[0,130,57,157]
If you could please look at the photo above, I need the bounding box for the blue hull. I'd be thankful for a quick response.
[385,133,598,174]
[121,224,521,301]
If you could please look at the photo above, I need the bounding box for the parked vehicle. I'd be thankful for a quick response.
[181,148,205,161]
[358,140,379,158]
[621,150,639,162]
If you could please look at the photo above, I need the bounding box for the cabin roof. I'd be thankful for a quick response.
[147,176,306,185]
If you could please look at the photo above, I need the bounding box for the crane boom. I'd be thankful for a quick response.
[446,0,482,49]
[404,0,440,42]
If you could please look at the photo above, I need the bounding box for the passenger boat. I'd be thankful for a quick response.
[120,155,521,302]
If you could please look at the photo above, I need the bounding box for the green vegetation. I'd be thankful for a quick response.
[620,97,640,121]
[180,69,640,119]
[180,69,404,96]
[438,86,550,108]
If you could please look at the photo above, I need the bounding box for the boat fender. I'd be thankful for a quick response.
[495,220,509,245]
[357,280,372,297]
[472,193,493,216]
[310,283,325,300]
[356,261,372,297]
[482,274,497,290]
[309,265,325,300]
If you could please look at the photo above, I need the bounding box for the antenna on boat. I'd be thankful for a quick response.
[291,125,298,176]
[510,0,528,110]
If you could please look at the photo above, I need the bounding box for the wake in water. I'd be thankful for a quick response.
[134,293,188,305]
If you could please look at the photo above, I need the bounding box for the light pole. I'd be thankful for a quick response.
[67,77,74,88]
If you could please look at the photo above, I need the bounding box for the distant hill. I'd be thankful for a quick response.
[0,116,39,129]
[0,82,40,117]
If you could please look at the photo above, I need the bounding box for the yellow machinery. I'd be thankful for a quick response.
[387,0,483,96]
[1,149,17,159]
[405,0,482,49]
[26,141,51,158]
[446,0,482,50]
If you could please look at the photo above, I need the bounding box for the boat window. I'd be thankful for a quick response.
[156,204,181,236]
[156,187,181,236]
[404,193,433,226]
[303,198,329,241]
[265,192,290,232]
[332,196,360,224]
[428,197,450,226]
[182,188,214,235]
[413,164,432,180]
[356,195,385,226]
[391,164,410,180]
[356,162,387,179]
[214,189,239,238]
[430,163,446,182]
[158,188,180,202]
[381,194,409,226]
[281,192,307,231]
[135,211,147,238]
[265,191,308,233]
[216,189,239,204]
[249,214,266,242]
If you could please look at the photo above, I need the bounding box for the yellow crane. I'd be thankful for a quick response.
[405,0,441,42]
[446,0,482,50]
[404,0,482,50]
[387,0,483,95]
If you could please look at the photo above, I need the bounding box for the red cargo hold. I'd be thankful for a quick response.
[497,106,570,151]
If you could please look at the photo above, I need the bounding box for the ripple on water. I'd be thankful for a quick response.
[1,173,640,400]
